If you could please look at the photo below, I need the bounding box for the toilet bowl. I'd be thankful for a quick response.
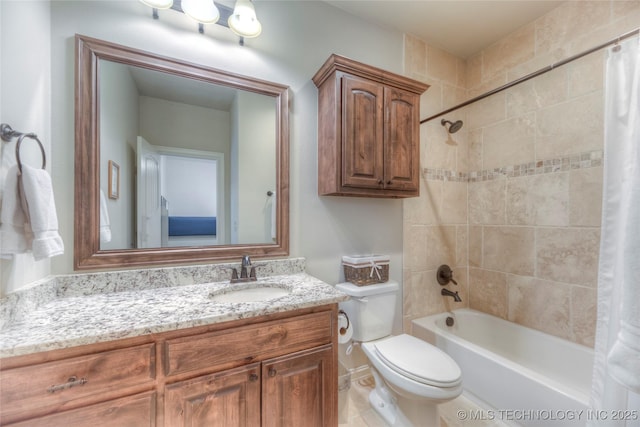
[336,281,462,426]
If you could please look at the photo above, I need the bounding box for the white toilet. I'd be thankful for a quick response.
[336,281,462,427]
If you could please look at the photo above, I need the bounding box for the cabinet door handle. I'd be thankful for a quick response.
[47,376,88,393]
[268,368,277,377]
[387,180,392,185]
[377,180,383,185]
[249,373,259,382]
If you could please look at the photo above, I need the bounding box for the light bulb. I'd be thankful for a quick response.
[139,0,174,9]
[181,0,220,24]
[228,0,262,38]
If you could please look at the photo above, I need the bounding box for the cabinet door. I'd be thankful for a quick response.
[164,363,261,427]
[341,75,385,189]
[262,345,335,427]
[384,86,420,192]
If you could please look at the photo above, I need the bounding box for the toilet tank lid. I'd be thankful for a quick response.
[335,281,398,297]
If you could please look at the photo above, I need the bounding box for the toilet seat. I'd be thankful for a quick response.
[373,334,462,388]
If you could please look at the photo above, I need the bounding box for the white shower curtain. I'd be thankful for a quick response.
[589,35,640,427]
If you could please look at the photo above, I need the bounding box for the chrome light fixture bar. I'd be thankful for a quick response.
[140,0,261,45]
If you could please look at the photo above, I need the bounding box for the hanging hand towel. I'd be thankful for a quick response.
[0,165,30,257]
[99,189,111,244]
[19,164,64,260]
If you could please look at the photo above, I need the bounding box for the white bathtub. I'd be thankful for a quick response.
[412,309,594,426]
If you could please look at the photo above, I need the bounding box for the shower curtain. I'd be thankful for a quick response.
[589,35,640,427]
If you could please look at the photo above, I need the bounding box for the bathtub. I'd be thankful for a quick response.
[412,309,594,426]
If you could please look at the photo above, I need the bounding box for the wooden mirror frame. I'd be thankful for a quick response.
[74,34,289,270]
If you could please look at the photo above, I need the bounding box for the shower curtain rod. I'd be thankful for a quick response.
[420,27,640,124]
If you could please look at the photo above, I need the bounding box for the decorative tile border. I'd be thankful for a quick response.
[423,149,603,183]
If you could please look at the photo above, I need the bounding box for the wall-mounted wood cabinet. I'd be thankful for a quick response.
[0,306,337,426]
[313,54,429,198]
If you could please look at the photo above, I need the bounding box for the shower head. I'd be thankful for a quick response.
[441,119,464,134]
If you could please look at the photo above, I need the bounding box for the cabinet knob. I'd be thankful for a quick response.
[378,180,383,185]
[387,180,392,185]
[249,373,259,382]
[268,368,277,377]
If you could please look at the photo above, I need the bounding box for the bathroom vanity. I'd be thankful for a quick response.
[0,260,346,426]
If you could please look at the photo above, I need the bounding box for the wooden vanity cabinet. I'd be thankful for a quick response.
[313,54,429,198]
[0,305,337,427]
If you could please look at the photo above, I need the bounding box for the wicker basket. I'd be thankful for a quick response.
[342,255,390,286]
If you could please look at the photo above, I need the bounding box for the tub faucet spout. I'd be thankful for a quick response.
[441,288,462,302]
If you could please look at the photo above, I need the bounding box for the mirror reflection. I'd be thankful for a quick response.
[74,35,289,270]
[98,60,277,250]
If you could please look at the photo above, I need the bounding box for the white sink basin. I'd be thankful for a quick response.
[209,284,291,303]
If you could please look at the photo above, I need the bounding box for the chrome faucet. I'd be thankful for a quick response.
[231,255,258,283]
[441,288,462,302]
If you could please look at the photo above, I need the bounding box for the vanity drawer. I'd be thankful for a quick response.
[0,343,156,424]
[164,310,333,377]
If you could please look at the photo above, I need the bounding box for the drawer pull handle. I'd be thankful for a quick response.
[47,376,88,393]
[249,373,259,382]
[268,368,277,377]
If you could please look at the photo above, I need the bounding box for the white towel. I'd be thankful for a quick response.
[99,189,111,244]
[19,164,64,260]
[0,165,30,257]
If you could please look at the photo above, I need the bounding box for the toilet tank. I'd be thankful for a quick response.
[335,281,398,342]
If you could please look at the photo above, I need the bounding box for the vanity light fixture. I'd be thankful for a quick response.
[139,0,261,45]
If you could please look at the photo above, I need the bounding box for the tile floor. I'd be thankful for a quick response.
[339,373,512,427]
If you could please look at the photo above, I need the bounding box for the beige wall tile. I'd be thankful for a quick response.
[468,128,483,172]
[506,172,570,226]
[404,178,439,226]
[425,127,459,170]
[483,23,535,83]
[469,179,506,225]
[468,226,483,268]
[568,50,604,98]
[507,275,572,340]
[466,92,506,130]
[506,67,568,117]
[571,285,597,347]
[404,224,428,271]
[428,45,460,86]
[536,91,604,159]
[483,226,535,276]
[536,228,600,286]
[483,113,536,170]
[569,166,603,227]
[443,84,467,111]
[466,53,482,89]
[404,34,428,78]
[612,0,640,22]
[456,226,468,268]
[469,268,508,319]
[403,270,434,318]
[440,181,468,225]
[535,1,610,57]
[425,225,457,271]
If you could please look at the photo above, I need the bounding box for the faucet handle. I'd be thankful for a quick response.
[437,265,457,285]
[242,255,252,267]
[230,267,239,282]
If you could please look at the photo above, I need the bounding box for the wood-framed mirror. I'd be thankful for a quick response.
[74,34,289,270]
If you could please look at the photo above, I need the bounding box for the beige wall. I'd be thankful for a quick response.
[403,0,640,347]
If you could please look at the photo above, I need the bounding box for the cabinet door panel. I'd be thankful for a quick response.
[262,345,335,427]
[384,87,420,192]
[8,392,156,427]
[342,75,384,189]
[165,363,261,427]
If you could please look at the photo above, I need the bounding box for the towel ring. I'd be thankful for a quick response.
[15,133,46,174]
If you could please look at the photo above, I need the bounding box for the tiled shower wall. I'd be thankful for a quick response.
[403,0,640,346]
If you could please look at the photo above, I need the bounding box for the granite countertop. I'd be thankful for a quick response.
[0,273,348,358]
